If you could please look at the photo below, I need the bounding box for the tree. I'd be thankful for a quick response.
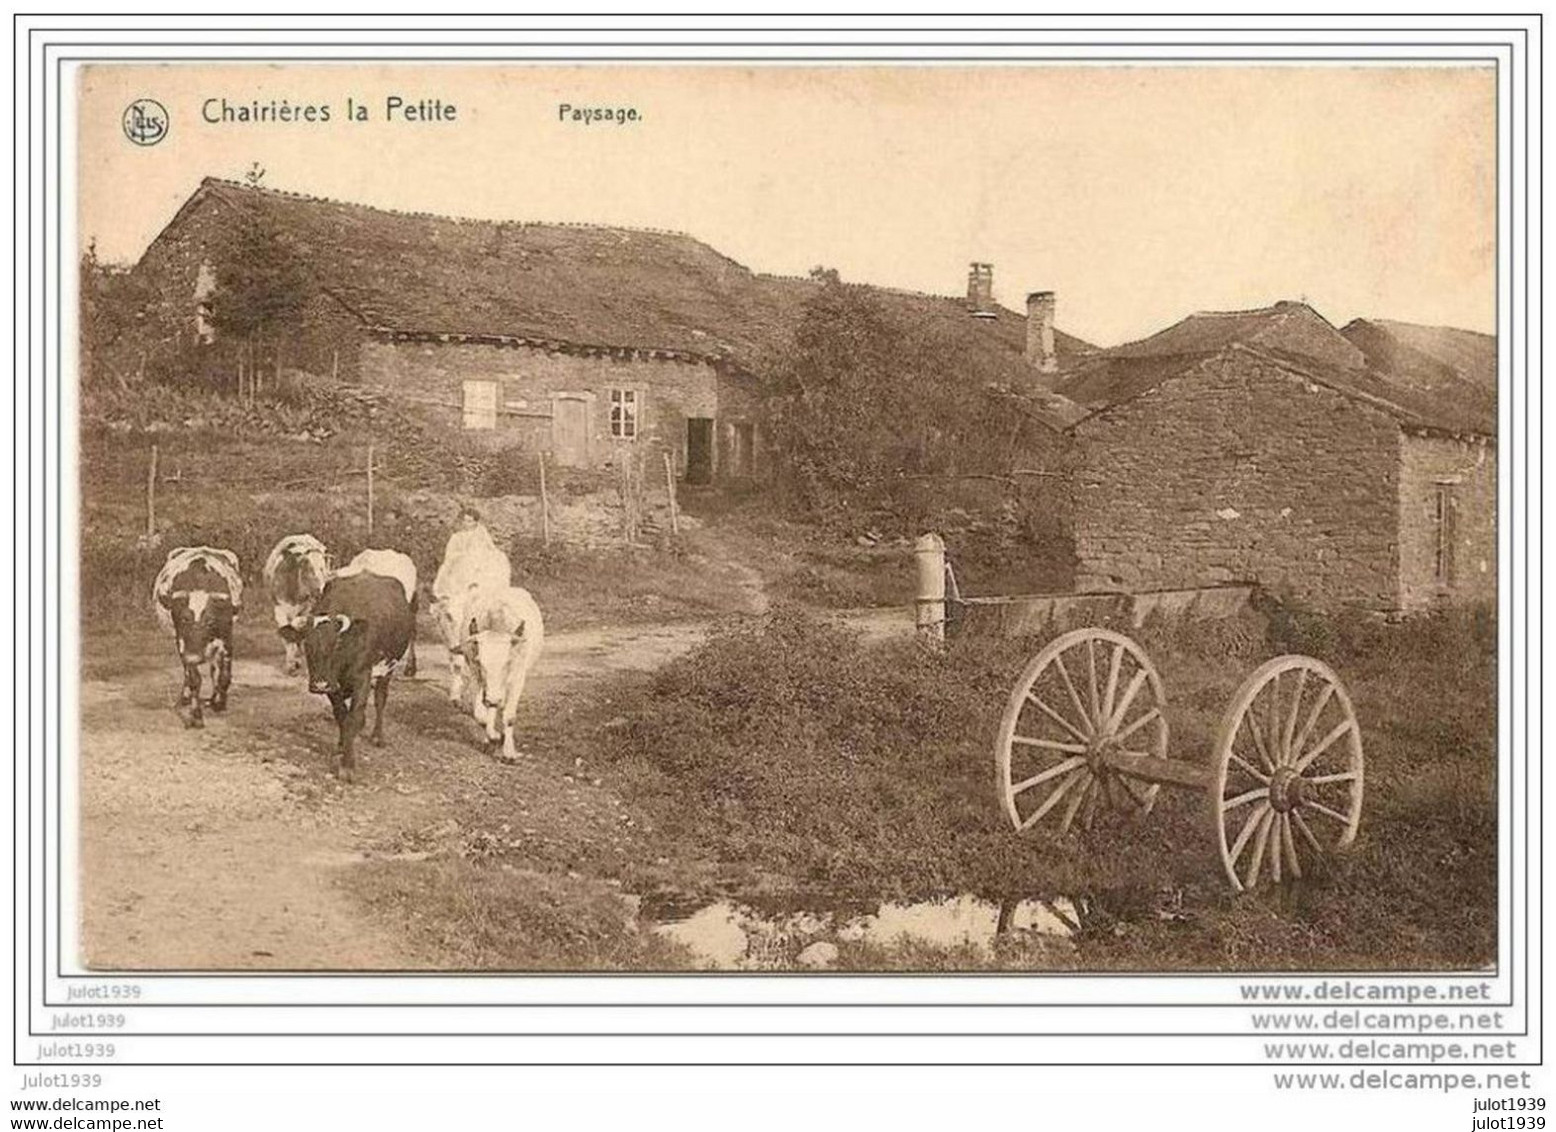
[766,271,1008,515]
[206,207,310,404]
[79,239,155,390]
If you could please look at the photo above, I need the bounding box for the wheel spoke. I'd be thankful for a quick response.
[1281,813,1303,880]
[1271,815,1283,883]
[1242,810,1275,890]
[1012,735,1088,754]
[1018,766,1087,830]
[1085,638,1101,730]
[1227,802,1269,868]
[1292,810,1326,856]
[1051,654,1093,739]
[1243,701,1276,773]
[1059,771,1094,835]
[1082,776,1101,831]
[1026,693,1091,746]
[1010,756,1088,796]
[1101,643,1124,729]
[1303,770,1357,785]
[1228,751,1270,784]
[1291,683,1336,763]
[1105,669,1150,736]
[1302,799,1353,827]
[1294,718,1355,773]
[1265,673,1284,764]
[1116,773,1153,810]
[1222,786,1268,812]
[1113,706,1161,745]
[1282,668,1309,764]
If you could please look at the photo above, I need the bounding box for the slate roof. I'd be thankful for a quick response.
[1059,302,1495,438]
[169,179,1092,427]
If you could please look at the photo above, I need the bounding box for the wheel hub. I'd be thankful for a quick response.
[1269,767,1305,813]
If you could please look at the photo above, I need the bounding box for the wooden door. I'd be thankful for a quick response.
[552,396,590,467]
[686,418,713,484]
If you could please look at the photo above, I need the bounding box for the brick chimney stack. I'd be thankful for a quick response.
[966,263,997,319]
[1026,291,1057,374]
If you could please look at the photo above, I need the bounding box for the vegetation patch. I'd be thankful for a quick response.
[600,605,1497,970]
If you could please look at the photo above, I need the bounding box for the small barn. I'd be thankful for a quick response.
[1059,303,1496,614]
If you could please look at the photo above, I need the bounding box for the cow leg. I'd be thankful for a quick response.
[448,656,466,704]
[181,662,204,729]
[209,644,232,712]
[327,693,350,778]
[495,643,539,762]
[370,676,390,746]
[339,679,371,782]
[403,594,419,678]
[282,638,301,676]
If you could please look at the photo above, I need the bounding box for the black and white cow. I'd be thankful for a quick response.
[302,570,415,782]
[333,548,420,679]
[152,546,243,729]
[262,534,331,675]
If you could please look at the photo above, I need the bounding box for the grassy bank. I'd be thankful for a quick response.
[596,605,1497,971]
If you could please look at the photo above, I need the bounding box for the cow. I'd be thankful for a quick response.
[333,548,420,678]
[431,515,512,705]
[152,546,243,729]
[301,571,415,782]
[451,586,544,763]
[262,534,332,675]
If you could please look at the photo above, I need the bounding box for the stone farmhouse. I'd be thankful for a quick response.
[129,178,1088,484]
[1054,302,1496,614]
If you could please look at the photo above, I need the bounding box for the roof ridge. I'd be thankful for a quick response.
[754,271,972,306]
[200,176,710,243]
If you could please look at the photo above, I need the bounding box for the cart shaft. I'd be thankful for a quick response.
[1101,751,1212,791]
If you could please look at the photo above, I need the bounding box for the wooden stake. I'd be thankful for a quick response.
[620,455,633,542]
[146,444,158,537]
[538,450,551,547]
[366,443,375,535]
[663,451,680,536]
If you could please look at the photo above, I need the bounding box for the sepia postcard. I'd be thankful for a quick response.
[72,60,1499,978]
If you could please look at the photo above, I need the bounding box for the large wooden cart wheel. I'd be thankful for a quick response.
[996,628,1171,836]
[1212,656,1364,891]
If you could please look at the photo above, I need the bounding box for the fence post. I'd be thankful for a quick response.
[366,443,375,536]
[146,444,159,537]
[915,532,946,644]
[663,451,680,536]
[538,450,551,547]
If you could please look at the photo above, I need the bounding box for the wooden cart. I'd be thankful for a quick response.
[994,627,1364,891]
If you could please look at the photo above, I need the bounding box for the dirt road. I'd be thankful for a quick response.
[78,620,712,971]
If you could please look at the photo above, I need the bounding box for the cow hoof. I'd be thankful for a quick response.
[208,699,227,713]
[370,734,385,748]
[184,715,204,730]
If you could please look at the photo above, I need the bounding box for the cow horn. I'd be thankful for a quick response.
[336,614,352,633]
[312,614,332,627]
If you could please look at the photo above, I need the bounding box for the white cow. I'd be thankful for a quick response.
[451,586,544,763]
[261,534,331,674]
[431,523,512,704]
[333,548,420,677]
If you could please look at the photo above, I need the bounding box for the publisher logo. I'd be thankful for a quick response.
[122,99,169,146]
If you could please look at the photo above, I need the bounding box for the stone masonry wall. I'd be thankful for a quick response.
[1397,434,1497,611]
[359,338,725,475]
[1072,355,1403,611]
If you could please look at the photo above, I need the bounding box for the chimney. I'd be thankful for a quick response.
[966,262,997,319]
[1026,291,1057,374]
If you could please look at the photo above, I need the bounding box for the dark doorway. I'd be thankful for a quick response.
[686,418,714,484]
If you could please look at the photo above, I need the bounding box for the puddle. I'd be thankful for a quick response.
[648,893,1081,970]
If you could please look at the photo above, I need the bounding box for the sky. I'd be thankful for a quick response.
[77,63,1496,347]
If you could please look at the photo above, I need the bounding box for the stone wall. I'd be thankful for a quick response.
[1072,355,1403,611]
[1397,433,1497,611]
[358,338,746,477]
